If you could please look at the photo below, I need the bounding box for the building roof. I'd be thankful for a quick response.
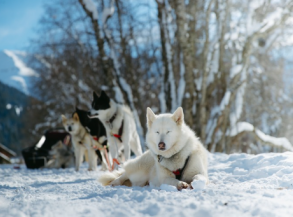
[0,152,11,163]
[0,143,17,157]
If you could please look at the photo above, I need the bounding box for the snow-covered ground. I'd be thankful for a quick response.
[1,152,293,217]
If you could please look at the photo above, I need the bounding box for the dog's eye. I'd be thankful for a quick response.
[166,131,171,134]
[156,131,159,134]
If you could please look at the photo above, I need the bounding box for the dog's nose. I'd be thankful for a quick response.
[158,142,166,151]
[68,126,72,132]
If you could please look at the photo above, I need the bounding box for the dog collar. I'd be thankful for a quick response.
[157,155,164,162]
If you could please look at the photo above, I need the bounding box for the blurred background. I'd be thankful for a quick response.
[1,0,293,157]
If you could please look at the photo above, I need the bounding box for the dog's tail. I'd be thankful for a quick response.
[98,170,122,186]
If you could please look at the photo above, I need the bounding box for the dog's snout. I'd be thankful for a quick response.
[68,126,72,132]
[158,142,166,151]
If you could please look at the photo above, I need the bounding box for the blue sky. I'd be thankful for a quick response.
[0,0,45,51]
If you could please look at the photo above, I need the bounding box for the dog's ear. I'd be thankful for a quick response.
[146,107,156,128]
[93,91,99,100]
[73,112,80,122]
[61,115,67,124]
[172,107,184,126]
[100,90,109,100]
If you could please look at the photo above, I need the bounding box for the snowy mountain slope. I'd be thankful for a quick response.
[0,50,38,95]
[1,152,293,217]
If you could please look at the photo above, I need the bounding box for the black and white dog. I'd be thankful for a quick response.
[74,107,109,170]
[88,91,142,169]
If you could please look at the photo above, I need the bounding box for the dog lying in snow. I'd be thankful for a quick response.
[88,91,143,169]
[44,139,75,169]
[99,107,209,190]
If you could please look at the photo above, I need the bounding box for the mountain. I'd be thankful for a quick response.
[0,50,38,95]
[0,81,32,154]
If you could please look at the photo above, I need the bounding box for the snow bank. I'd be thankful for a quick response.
[227,122,293,151]
[1,153,293,217]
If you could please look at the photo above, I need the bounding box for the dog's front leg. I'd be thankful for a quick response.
[100,150,109,171]
[158,166,190,190]
[161,177,190,190]
[122,134,131,162]
[107,136,118,166]
[74,144,84,171]
[87,148,97,171]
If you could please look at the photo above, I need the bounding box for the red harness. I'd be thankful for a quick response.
[112,120,124,142]
[172,156,190,180]
[93,136,99,141]
[93,135,120,172]
[173,170,181,176]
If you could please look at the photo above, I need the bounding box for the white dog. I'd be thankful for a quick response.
[89,91,143,169]
[99,107,209,190]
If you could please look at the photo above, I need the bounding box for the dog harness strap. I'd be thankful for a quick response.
[111,158,120,171]
[109,113,116,123]
[173,156,190,180]
[112,120,124,142]
[93,136,99,141]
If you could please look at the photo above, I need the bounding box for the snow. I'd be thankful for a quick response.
[255,130,293,151]
[4,50,38,77]
[230,64,242,79]
[158,82,166,113]
[6,104,12,109]
[177,52,185,107]
[219,91,231,111]
[82,0,98,20]
[35,54,52,69]
[163,14,176,111]
[14,106,22,116]
[227,122,254,137]
[78,80,90,92]
[1,152,293,217]
[227,122,293,151]
[102,0,115,25]
[191,179,206,191]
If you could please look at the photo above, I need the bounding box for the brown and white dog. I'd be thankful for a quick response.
[61,113,105,171]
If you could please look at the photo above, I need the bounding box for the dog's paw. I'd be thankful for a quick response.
[177,181,190,190]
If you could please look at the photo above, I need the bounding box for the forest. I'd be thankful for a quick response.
[24,0,293,154]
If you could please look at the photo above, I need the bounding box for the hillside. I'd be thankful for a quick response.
[0,81,32,154]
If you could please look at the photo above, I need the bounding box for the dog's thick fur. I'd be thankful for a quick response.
[89,91,142,165]
[74,107,109,170]
[99,107,208,190]
[62,113,104,171]
[44,141,75,169]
